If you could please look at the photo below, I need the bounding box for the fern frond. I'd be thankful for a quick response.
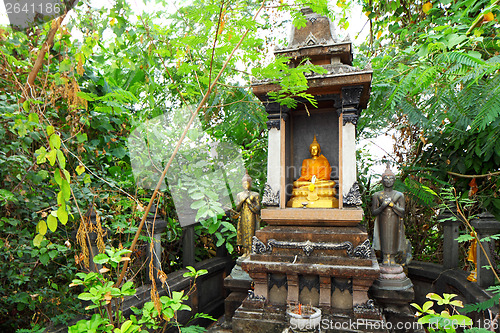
[414,66,438,93]
[387,68,418,109]
[403,177,437,206]
[438,51,486,68]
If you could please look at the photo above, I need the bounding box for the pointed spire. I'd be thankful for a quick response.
[382,162,395,177]
[309,135,321,154]
[288,7,338,48]
[242,169,252,184]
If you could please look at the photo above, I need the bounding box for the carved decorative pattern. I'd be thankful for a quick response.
[269,273,287,290]
[252,235,370,261]
[332,277,352,293]
[353,299,375,311]
[266,120,280,130]
[305,32,318,46]
[264,101,281,113]
[342,86,363,106]
[343,181,362,206]
[248,290,266,301]
[267,239,354,257]
[299,276,319,292]
[252,236,271,254]
[352,239,372,259]
[262,183,279,206]
[342,113,358,126]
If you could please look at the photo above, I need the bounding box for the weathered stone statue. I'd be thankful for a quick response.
[372,164,406,266]
[235,171,260,256]
[287,136,338,208]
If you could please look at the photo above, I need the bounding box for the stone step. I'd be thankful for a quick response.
[242,257,379,278]
[249,254,372,267]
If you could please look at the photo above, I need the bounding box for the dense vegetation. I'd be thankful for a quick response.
[0,0,329,330]
[0,0,499,331]
[354,0,500,263]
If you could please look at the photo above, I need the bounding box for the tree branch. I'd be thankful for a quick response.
[447,170,500,178]
[114,0,267,288]
[20,14,66,105]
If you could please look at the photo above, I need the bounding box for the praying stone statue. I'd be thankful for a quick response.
[287,136,338,208]
[372,164,406,266]
[235,171,260,256]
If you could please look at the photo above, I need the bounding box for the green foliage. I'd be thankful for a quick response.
[69,314,113,333]
[358,0,500,218]
[461,291,500,314]
[70,252,208,332]
[1,0,340,329]
[412,293,478,332]
[252,57,328,108]
[70,248,136,317]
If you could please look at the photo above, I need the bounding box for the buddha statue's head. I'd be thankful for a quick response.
[309,135,321,158]
[381,163,395,188]
[242,170,252,190]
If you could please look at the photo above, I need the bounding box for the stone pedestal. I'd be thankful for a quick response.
[232,298,286,333]
[370,264,416,333]
[438,204,462,269]
[232,209,383,333]
[145,217,168,285]
[471,211,500,288]
[223,257,252,325]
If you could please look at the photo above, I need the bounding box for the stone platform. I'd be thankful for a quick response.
[230,298,388,333]
[241,222,380,309]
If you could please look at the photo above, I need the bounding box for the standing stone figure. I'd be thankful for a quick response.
[372,164,406,266]
[236,171,260,256]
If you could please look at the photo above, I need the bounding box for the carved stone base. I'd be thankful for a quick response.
[243,223,380,311]
[233,300,390,333]
[232,300,286,333]
[372,264,413,291]
[224,258,253,324]
[370,271,418,333]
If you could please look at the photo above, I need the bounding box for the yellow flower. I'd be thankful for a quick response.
[484,12,495,22]
[308,184,315,191]
[423,2,432,14]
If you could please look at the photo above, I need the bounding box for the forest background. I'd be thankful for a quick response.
[0,0,499,331]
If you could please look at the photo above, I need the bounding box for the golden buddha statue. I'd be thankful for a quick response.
[287,136,338,208]
[235,171,260,256]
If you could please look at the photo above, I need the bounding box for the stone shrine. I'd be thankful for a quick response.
[231,8,386,333]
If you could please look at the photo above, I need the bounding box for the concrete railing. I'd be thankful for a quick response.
[409,261,498,325]
[439,208,500,288]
